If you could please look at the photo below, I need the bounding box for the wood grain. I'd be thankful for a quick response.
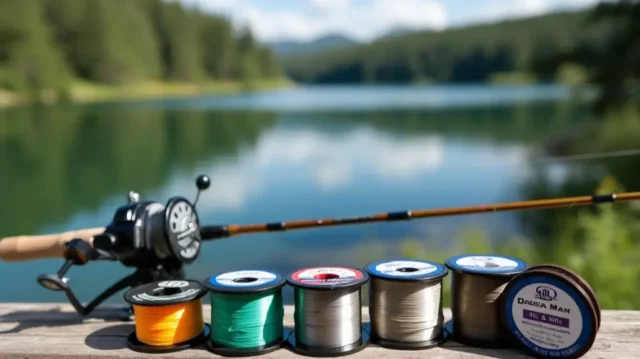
[0,303,636,358]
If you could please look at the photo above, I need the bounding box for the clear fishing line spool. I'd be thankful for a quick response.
[286,266,370,357]
[444,254,528,348]
[203,269,286,357]
[501,264,600,359]
[123,279,210,354]
[364,258,449,350]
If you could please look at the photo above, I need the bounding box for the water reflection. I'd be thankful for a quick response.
[135,84,579,112]
[0,87,609,305]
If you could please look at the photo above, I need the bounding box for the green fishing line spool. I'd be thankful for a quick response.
[203,269,286,357]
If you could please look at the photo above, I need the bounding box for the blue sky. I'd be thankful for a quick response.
[178,0,599,42]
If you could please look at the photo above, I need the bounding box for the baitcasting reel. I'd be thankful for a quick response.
[36,175,213,317]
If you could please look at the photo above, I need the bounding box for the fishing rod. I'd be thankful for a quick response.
[0,174,639,317]
[200,191,640,238]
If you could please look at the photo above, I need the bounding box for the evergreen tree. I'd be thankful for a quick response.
[0,0,70,96]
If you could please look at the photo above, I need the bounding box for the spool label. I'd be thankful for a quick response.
[456,256,518,269]
[290,267,364,286]
[124,279,207,305]
[365,259,448,282]
[504,276,593,358]
[375,261,437,276]
[158,280,190,288]
[213,270,277,287]
[446,254,527,275]
[132,289,202,303]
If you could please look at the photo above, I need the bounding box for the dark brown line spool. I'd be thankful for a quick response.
[525,264,601,330]
[501,267,599,359]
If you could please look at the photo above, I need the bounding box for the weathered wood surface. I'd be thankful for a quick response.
[0,303,636,358]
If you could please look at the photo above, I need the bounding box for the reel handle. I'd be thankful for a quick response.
[0,227,105,262]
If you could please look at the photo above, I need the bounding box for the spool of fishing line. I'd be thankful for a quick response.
[501,264,600,359]
[286,266,370,357]
[123,280,209,354]
[203,269,285,357]
[364,259,449,350]
[444,254,528,348]
[524,263,601,330]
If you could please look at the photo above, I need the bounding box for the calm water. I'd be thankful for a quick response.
[0,84,619,305]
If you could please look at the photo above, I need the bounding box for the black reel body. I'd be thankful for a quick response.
[36,176,211,317]
[97,196,202,269]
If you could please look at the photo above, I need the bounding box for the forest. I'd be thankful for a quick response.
[280,10,605,85]
[281,1,638,114]
[0,0,283,104]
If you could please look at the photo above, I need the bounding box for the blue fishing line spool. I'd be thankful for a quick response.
[445,253,528,348]
[203,269,286,357]
[285,266,370,357]
[364,258,449,350]
[500,264,600,359]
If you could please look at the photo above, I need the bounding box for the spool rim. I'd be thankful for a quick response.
[364,258,449,283]
[499,267,598,359]
[126,324,210,353]
[204,335,284,357]
[123,279,207,306]
[286,329,370,357]
[445,253,528,277]
[286,266,369,290]
[443,321,514,349]
[203,269,286,294]
[368,325,447,350]
[525,264,601,329]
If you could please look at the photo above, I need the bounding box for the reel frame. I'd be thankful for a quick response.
[36,175,211,317]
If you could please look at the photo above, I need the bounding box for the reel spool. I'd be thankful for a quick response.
[286,266,370,357]
[444,254,528,348]
[501,264,600,359]
[364,259,449,350]
[203,269,286,357]
[123,279,210,353]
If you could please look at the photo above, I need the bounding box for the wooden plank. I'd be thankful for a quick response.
[0,303,636,358]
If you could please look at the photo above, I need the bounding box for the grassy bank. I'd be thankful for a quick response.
[0,77,294,108]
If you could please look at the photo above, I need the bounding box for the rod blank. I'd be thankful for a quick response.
[200,192,640,240]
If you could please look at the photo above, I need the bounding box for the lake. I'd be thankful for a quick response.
[1,84,638,308]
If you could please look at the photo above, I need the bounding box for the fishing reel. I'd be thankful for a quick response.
[36,175,212,317]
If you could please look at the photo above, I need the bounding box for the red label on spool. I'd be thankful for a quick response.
[290,267,365,286]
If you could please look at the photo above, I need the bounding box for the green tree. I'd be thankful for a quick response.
[199,14,236,80]
[0,0,70,97]
[533,0,639,113]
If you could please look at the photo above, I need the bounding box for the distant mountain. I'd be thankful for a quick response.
[267,34,358,57]
[378,27,415,39]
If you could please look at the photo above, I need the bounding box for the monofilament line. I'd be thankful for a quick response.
[370,278,444,343]
[365,259,449,349]
[294,288,362,347]
[445,254,528,348]
[286,266,370,356]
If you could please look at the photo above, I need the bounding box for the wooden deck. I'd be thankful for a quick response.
[0,303,636,358]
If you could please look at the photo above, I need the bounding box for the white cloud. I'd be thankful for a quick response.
[311,0,351,13]
[180,0,447,42]
[181,0,601,42]
[314,161,353,190]
[158,126,446,209]
[252,127,444,189]
[475,0,600,24]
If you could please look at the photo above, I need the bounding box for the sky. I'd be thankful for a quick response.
[177,0,601,43]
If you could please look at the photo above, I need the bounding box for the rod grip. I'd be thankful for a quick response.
[0,227,105,262]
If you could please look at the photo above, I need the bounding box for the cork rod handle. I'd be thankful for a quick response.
[0,228,105,262]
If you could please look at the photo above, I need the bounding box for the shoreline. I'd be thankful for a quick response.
[0,78,295,109]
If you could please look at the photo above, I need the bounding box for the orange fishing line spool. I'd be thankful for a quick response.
[123,280,210,353]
